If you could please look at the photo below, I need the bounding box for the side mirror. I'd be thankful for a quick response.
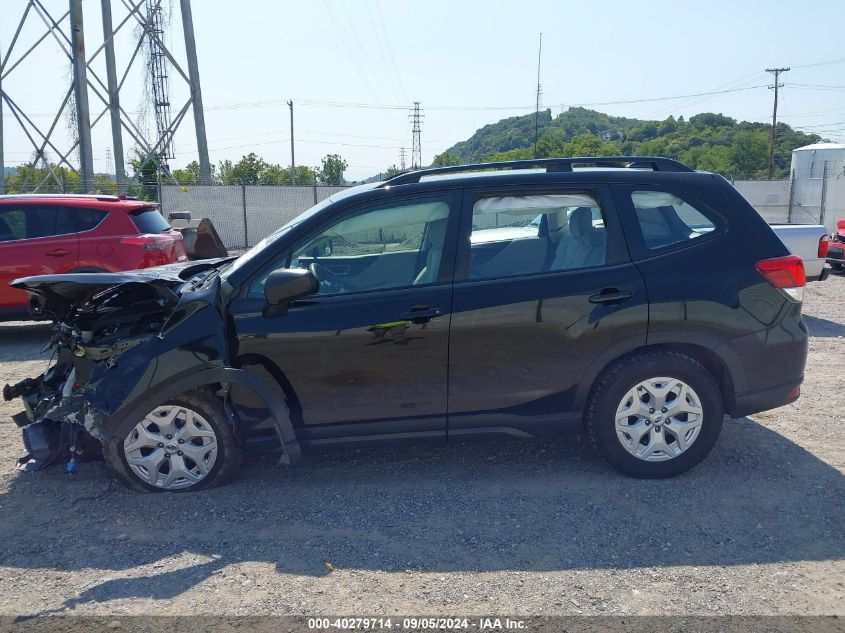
[264,268,319,306]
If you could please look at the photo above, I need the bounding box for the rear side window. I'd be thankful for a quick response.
[469,193,607,280]
[0,209,27,241]
[130,208,170,234]
[631,191,717,251]
[0,206,76,241]
[74,208,108,232]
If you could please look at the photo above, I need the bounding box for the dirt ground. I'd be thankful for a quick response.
[0,276,842,618]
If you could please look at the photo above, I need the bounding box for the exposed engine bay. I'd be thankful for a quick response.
[3,260,229,473]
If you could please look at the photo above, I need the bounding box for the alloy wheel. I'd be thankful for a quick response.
[614,376,704,462]
[123,405,219,490]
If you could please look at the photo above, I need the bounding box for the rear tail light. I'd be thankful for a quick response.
[120,234,175,250]
[818,236,829,259]
[756,255,805,302]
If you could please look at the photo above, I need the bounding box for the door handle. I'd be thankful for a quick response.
[589,288,634,305]
[45,248,70,257]
[400,305,442,324]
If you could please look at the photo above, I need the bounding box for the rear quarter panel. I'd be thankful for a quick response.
[611,175,807,401]
[76,209,135,272]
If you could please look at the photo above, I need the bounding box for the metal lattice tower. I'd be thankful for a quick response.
[146,0,175,162]
[0,0,211,194]
[409,102,423,169]
[399,147,406,171]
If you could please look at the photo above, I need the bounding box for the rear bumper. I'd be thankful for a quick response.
[731,380,802,418]
[826,242,844,266]
[809,265,831,282]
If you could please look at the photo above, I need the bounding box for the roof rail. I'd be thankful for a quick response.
[380,156,694,186]
[0,193,140,202]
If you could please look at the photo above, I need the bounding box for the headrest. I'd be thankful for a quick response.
[568,207,593,238]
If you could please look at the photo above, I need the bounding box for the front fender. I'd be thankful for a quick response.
[104,366,300,464]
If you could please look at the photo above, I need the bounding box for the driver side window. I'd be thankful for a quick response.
[264,199,451,297]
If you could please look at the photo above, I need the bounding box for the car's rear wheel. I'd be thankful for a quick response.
[103,390,243,492]
[586,351,724,477]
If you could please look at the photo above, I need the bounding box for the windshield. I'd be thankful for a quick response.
[221,182,380,279]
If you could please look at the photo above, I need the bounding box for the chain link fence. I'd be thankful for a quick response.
[160,184,348,250]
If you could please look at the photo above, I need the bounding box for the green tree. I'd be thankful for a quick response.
[259,163,289,185]
[729,131,769,179]
[5,163,81,193]
[383,164,402,178]
[230,152,267,185]
[318,154,348,185]
[561,133,621,157]
[431,152,461,167]
[172,160,216,184]
[128,150,162,200]
[217,159,237,185]
[293,165,318,185]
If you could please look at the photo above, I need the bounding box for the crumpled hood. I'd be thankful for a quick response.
[10,257,232,317]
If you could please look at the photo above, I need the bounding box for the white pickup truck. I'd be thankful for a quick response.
[771,224,830,282]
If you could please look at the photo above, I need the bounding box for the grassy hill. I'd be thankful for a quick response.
[438,107,822,179]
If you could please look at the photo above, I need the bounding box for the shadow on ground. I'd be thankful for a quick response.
[0,322,52,363]
[804,314,845,338]
[0,416,842,611]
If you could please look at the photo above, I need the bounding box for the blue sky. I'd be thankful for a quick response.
[2,0,845,180]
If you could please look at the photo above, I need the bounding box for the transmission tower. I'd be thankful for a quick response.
[399,147,406,171]
[0,0,211,194]
[146,0,175,162]
[409,102,423,169]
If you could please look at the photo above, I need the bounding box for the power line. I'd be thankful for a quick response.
[364,0,402,103]
[791,56,845,69]
[372,0,408,102]
[322,0,381,102]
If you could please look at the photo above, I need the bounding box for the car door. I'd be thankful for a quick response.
[0,204,79,312]
[447,184,649,436]
[229,191,461,438]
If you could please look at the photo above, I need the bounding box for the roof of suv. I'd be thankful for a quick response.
[0,193,158,211]
[375,156,719,191]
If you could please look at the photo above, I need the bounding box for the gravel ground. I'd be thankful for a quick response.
[0,276,843,617]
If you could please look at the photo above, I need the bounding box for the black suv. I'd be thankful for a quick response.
[6,157,808,491]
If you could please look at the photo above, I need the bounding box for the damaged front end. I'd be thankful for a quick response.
[4,261,232,473]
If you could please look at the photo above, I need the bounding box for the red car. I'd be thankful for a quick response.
[823,218,845,272]
[0,194,187,320]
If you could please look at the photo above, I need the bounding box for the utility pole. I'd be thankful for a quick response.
[288,99,295,185]
[101,0,126,192]
[399,147,406,171]
[534,33,542,158]
[410,102,423,169]
[766,67,789,179]
[180,0,211,184]
[70,0,94,192]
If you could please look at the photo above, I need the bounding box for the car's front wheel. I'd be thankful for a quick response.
[103,390,243,492]
[586,351,724,477]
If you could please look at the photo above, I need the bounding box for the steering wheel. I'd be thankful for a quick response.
[309,261,344,293]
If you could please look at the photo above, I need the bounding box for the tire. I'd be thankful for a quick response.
[586,350,724,478]
[102,390,243,492]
